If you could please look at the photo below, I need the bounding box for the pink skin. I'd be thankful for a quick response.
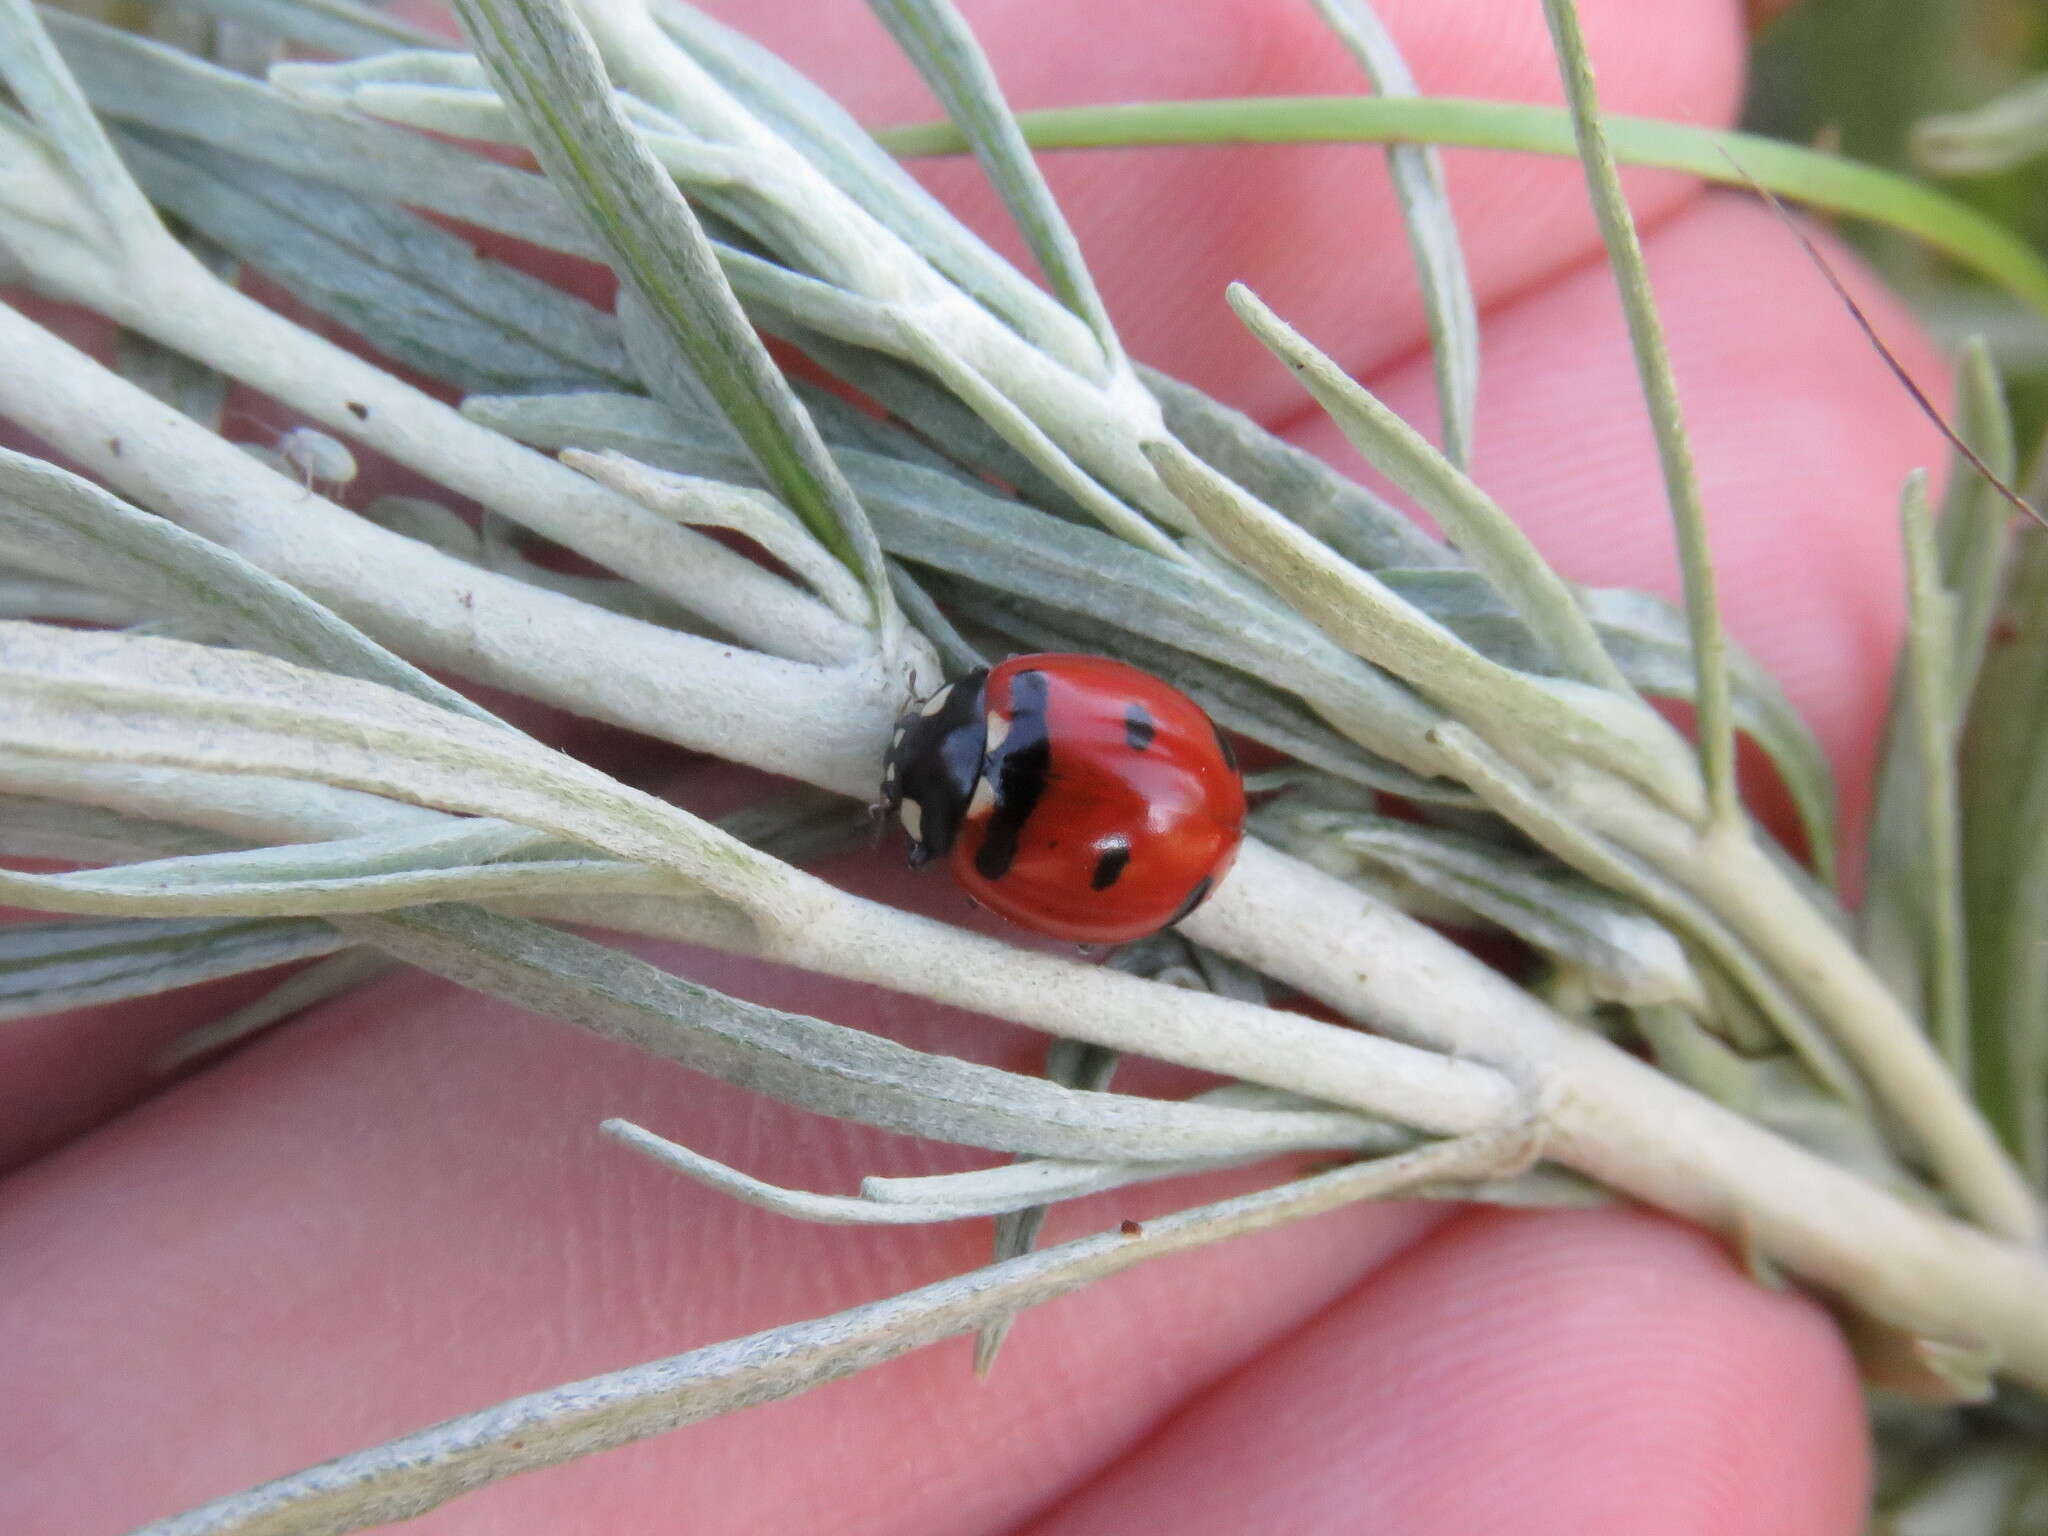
[0,1,1941,1530]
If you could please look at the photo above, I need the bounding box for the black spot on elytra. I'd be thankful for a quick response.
[1165,876,1214,928]
[1124,703,1155,752]
[974,668,1051,883]
[1091,836,1131,891]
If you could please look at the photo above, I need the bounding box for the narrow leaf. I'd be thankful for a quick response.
[1960,512,2048,1177]
[1262,806,1705,1009]
[974,1034,1118,1373]
[1309,0,1479,467]
[0,915,341,1022]
[1539,0,1734,823]
[1896,475,1970,1080]
[350,902,1389,1164]
[0,450,496,724]
[868,0,1119,373]
[1226,283,1627,695]
[155,946,397,1070]
[115,129,639,396]
[128,1128,1526,1536]
[452,0,892,615]
[650,0,1111,374]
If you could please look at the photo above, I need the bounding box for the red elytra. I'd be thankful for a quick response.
[881,653,1246,945]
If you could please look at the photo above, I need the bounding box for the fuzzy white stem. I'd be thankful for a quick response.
[0,300,896,793]
[1,235,857,665]
[1186,841,2048,1384]
[1599,795,2041,1244]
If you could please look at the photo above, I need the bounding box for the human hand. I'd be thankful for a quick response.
[2,2,1943,1530]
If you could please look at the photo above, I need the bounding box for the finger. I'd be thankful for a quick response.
[707,0,1745,416]
[1017,1206,1867,1535]
[1284,191,1948,827]
[0,941,1448,1535]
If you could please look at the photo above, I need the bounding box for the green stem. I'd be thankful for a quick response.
[878,96,2048,319]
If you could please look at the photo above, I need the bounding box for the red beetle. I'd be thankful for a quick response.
[882,653,1246,943]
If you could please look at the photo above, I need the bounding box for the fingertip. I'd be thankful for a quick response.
[1025,1205,1868,1536]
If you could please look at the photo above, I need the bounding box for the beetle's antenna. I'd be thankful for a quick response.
[1722,149,2046,532]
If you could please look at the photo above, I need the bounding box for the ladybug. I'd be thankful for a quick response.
[881,653,1246,944]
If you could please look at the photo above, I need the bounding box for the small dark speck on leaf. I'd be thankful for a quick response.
[345,401,369,419]
[107,437,121,457]
[1119,1219,1144,1237]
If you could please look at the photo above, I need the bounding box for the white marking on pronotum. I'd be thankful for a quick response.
[899,799,924,843]
[965,778,996,820]
[984,710,1012,755]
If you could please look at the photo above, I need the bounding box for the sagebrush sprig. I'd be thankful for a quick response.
[2,0,2047,1529]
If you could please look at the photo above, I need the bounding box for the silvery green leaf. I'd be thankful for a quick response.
[562,446,872,625]
[650,0,1092,370]
[973,1034,1119,1373]
[1959,512,2048,1181]
[887,562,985,675]
[453,0,891,614]
[0,569,144,626]
[1575,583,1838,885]
[950,578,1471,802]
[0,790,246,865]
[1261,806,1703,1009]
[0,0,161,244]
[780,321,1084,514]
[1540,0,1737,824]
[1141,365,1451,573]
[112,129,639,397]
[149,0,448,58]
[1899,476,1970,1077]
[116,229,232,429]
[0,819,659,920]
[1935,341,2019,712]
[867,0,1118,375]
[1630,1006,1906,1189]
[1227,283,1625,694]
[1386,565,1836,881]
[463,389,1457,780]
[0,450,495,724]
[0,914,342,1022]
[1308,0,1478,469]
[1408,1163,1608,1208]
[1424,722,1865,1106]
[359,496,482,558]
[155,945,397,1070]
[459,509,723,636]
[1146,366,1449,581]
[1864,349,2016,1058]
[354,902,1386,1164]
[128,1128,1521,1536]
[710,786,870,868]
[52,15,599,259]
[1146,433,1702,811]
